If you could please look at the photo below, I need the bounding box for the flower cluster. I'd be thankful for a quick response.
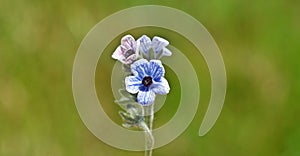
[112,34,172,105]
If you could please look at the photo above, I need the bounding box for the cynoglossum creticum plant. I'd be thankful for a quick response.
[112,35,172,156]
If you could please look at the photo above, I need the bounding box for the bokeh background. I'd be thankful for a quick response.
[1,0,300,155]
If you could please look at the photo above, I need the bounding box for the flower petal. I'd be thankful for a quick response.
[149,60,165,79]
[112,46,125,61]
[137,35,151,55]
[152,36,169,53]
[137,90,155,105]
[162,47,172,56]
[125,76,142,94]
[151,77,170,95]
[121,35,136,50]
[123,54,138,64]
[131,59,149,79]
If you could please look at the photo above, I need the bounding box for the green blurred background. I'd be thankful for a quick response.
[1,0,300,155]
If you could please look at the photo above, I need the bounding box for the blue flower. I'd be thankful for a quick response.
[125,59,170,105]
[137,35,172,59]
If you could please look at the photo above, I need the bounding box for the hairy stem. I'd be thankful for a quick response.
[142,105,154,156]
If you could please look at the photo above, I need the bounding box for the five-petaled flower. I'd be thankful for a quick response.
[125,59,170,105]
[138,35,172,59]
[112,35,139,64]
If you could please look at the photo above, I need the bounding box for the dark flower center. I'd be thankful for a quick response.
[124,49,135,58]
[142,76,153,87]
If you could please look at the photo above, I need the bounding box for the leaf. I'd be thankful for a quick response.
[119,108,144,129]
[115,88,137,105]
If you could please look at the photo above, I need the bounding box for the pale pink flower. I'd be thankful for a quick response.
[112,35,139,64]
